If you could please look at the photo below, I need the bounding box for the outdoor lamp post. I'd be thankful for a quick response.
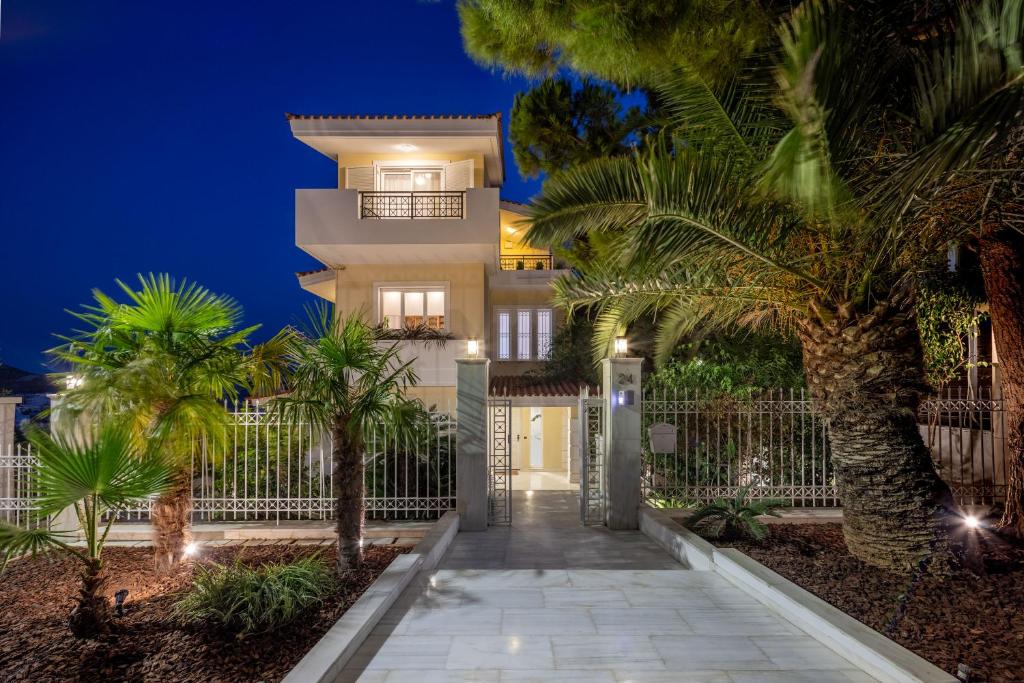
[467,338,480,358]
[614,336,628,357]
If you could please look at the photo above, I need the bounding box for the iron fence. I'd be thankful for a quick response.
[2,403,457,525]
[918,388,1008,506]
[498,254,553,271]
[0,443,37,527]
[359,191,464,219]
[641,387,836,508]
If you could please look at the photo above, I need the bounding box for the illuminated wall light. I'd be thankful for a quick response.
[396,143,417,152]
[614,336,628,357]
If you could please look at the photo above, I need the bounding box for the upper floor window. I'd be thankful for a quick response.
[495,308,554,360]
[379,168,442,191]
[379,286,446,330]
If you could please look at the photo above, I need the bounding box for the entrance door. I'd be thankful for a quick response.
[510,409,524,471]
[529,408,544,469]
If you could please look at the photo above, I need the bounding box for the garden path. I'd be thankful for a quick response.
[337,491,878,682]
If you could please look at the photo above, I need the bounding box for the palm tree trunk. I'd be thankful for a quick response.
[68,557,110,637]
[798,302,959,570]
[151,465,193,571]
[332,418,365,570]
[979,227,1024,533]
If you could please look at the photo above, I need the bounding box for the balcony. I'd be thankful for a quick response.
[499,253,553,271]
[296,188,500,265]
[360,191,464,219]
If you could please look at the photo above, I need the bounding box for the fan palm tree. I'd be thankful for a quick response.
[0,424,173,637]
[267,306,426,570]
[525,0,1024,569]
[51,274,290,570]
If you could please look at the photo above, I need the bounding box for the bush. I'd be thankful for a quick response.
[175,555,334,636]
[686,485,786,541]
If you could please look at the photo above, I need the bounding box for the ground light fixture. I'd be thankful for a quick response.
[114,589,129,617]
[184,542,200,557]
[614,336,628,357]
[467,338,480,358]
[964,515,980,529]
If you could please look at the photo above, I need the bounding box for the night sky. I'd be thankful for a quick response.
[0,0,540,372]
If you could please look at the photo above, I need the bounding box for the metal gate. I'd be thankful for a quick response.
[488,398,512,525]
[579,388,605,525]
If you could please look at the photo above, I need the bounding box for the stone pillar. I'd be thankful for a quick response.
[456,358,490,531]
[46,393,81,533]
[0,397,23,522]
[602,357,643,530]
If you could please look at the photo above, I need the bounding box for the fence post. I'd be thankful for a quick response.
[602,356,643,530]
[46,393,82,532]
[0,396,22,521]
[456,358,489,531]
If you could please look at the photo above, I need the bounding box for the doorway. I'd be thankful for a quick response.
[509,406,574,491]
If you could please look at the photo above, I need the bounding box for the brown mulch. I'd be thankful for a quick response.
[0,543,408,682]
[716,523,1024,683]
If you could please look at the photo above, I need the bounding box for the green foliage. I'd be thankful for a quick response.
[510,78,647,178]
[174,554,334,637]
[374,323,454,344]
[916,270,987,387]
[525,0,1024,366]
[526,316,600,386]
[51,273,291,458]
[458,0,775,87]
[0,424,173,568]
[686,485,786,541]
[645,333,804,397]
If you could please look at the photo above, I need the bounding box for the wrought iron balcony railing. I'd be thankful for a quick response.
[499,253,554,271]
[359,191,465,219]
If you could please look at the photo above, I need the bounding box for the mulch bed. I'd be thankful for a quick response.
[0,543,408,682]
[716,523,1024,683]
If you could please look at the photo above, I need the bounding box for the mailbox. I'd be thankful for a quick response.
[648,422,678,454]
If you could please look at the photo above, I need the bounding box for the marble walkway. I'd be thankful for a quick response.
[337,491,877,682]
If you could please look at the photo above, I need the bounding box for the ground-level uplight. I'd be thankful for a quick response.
[114,589,129,617]
[184,542,199,557]
[964,515,980,529]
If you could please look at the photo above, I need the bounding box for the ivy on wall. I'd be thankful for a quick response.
[915,271,987,387]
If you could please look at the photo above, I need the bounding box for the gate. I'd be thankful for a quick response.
[579,388,605,525]
[488,398,512,525]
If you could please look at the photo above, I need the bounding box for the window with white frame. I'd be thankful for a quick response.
[379,286,446,330]
[495,308,554,361]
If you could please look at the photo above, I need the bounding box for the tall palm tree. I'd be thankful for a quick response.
[51,274,289,570]
[0,424,173,637]
[268,306,425,570]
[525,0,1024,570]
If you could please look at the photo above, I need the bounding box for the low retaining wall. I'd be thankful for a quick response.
[283,511,459,683]
[639,506,956,683]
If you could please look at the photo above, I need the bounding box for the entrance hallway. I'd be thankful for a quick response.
[510,470,574,492]
[338,492,878,681]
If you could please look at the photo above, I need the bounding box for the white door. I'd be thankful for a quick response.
[529,408,543,469]
[510,408,524,471]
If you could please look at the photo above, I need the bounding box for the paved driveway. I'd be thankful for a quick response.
[337,492,876,682]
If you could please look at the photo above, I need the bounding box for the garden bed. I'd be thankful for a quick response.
[0,543,407,682]
[715,523,1024,683]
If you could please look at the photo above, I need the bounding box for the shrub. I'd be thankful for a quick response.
[686,485,786,541]
[175,555,334,636]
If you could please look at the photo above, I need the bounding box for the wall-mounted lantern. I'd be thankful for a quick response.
[614,336,628,357]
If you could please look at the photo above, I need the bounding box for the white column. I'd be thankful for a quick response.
[602,357,643,530]
[456,358,490,531]
[46,393,81,533]
[0,397,22,522]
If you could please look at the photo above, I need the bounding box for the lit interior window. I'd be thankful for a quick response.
[537,309,552,360]
[517,310,532,360]
[381,291,402,329]
[426,291,445,329]
[497,311,511,360]
[403,291,425,327]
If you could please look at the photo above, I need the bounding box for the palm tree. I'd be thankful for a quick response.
[268,306,425,570]
[51,274,290,570]
[524,0,1024,570]
[0,424,173,637]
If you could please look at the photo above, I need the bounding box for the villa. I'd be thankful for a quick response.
[287,112,586,491]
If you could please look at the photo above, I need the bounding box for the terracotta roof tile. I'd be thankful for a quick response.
[296,267,331,278]
[489,375,599,398]
[285,113,502,121]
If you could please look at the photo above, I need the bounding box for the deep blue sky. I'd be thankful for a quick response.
[0,0,540,372]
